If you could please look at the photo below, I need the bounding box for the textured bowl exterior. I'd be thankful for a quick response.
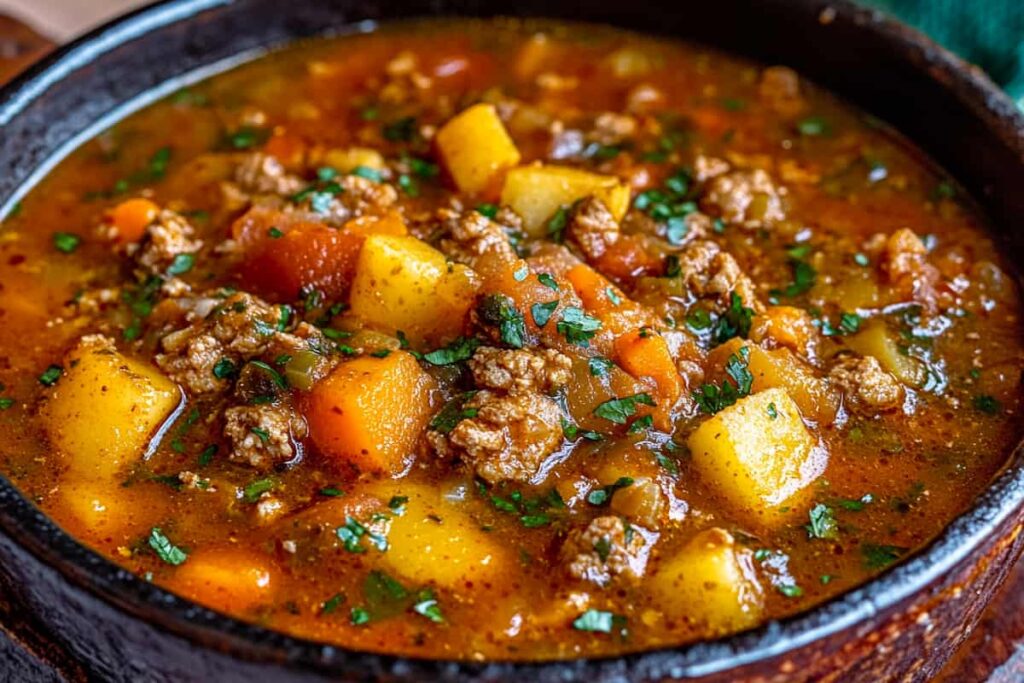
[0,1,1022,681]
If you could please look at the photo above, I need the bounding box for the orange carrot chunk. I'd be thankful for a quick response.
[303,352,436,475]
[108,198,160,243]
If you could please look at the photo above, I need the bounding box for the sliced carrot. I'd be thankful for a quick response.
[107,198,160,243]
[565,263,655,337]
[303,352,436,475]
[614,329,682,407]
[231,206,401,302]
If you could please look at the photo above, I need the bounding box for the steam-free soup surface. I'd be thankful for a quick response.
[0,19,1021,660]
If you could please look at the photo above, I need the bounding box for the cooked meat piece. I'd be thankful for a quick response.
[156,291,322,394]
[437,207,518,267]
[127,209,202,274]
[829,355,904,414]
[675,240,763,312]
[692,155,730,183]
[295,174,399,226]
[429,390,564,484]
[223,403,308,469]
[468,346,572,394]
[549,126,585,160]
[590,112,637,145]
[758,66,805,116]
[871,228,941,309]
[566,197,619,261]
[561,516,648,586]
[701,168,786,229]
[235,153,305,196]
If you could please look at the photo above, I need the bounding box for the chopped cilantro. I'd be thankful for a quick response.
[588,356,614,377]
[412,596,444,623]
[148,527,187,565]
[430,392,479,434]
[556,306,602,346]
[546,206,570,242]
[166,253,195,276]
[778,584,804,598]
[561,418,603,442]
[862,543,907,569]
[797,116,830,136]
[321,593,345,615]
[351,165,382,182]
[572,609,617,633]
[53,232,82,254]
[225,126,268,150]
[973,394,1001,415]
[320,486,344,497]
[712,292,754,345]
[268,227,284,239]
[806,503,838,540]
[382,116,417,142]
[531,301,559,327]
[350,607,371,625]
[593,393,656,424]
[337,516,388,553]
[475,203,499,219]
[242,477,275,503]
[198,444,217,467]
[586,477,634,505]
[537,273,559,290]
[38,365,63,387]
[423,337,480,366]
[477,294,526,348]
[692,348,753,414]
[628,414,654,433]
[0,398,13,410]
[212,358,236,380]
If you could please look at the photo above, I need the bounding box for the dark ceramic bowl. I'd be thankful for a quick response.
[1,1,1023,681]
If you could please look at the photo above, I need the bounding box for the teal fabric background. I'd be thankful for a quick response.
[867,0,1024,105]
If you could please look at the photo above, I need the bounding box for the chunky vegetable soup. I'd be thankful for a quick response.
[0,19,1021,660]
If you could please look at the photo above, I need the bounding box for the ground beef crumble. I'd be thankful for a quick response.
[561,515,649,586]
[700,167,787,229]
[566,197,620,261]
[829,354,904,415]
[223,403,307,469]
[467,346,572,394]
[126,209,203,274]
[428,388,564,485]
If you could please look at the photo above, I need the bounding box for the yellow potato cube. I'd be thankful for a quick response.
[846,319,925,387]
[42,336,181,481]
[435,103,521,196]
[365,481,508,590]
[55,480,171,544]
[649,528,763,633]
[500,164,631,234]
[321,146,386,172]
[710,339,838,424]
[348,234,478,343]
[168,548,275,613]
[687,387,824,527]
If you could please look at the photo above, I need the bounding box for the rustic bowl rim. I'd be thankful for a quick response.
[0,0,1022,679]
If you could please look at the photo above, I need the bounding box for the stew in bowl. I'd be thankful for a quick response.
[0,17,1021,662]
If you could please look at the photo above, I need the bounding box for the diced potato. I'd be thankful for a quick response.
[364,481,508,590]
[348,234,478,343]
[564,357,650,434]
[710,339,838,424]
[322,146,386,172]
[304,352,436,475]
[500,164,630,234]
[687,388,824,527]
[55,480,170,543]
[42,337,181,481]
[846,319,926,387]
[649,528,763,633]
[435,103,521,196]
[168,548,275,613]
[610,477,664,527]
